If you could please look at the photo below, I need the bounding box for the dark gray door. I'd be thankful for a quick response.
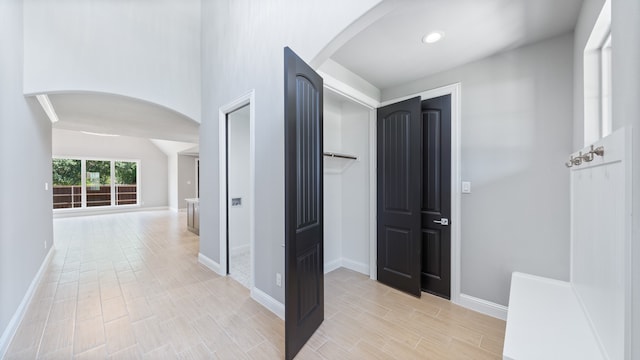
[376,97,422,297]
[420,95,452,299]
[284,47,324,360]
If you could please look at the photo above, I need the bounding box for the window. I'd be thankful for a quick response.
[86,160,111,207]
[52,158,139,210]
[600,34,612,138]
[115,161,137,205]
[52,158,82,209]
[583,0,611,144]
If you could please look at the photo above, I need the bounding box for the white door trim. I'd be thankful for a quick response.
[218,90,256,292]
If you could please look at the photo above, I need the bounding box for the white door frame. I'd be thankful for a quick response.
[320,74,462,301]
[218,90,256,289]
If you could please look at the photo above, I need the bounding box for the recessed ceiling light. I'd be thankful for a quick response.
[422,31,444,44]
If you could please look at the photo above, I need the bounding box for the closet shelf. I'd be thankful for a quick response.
[323,151,357,174]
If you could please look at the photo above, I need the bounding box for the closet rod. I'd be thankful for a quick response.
[323,152,357,160]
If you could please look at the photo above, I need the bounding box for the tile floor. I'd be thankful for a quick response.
[5,210,505,359]
[229,249,250,289]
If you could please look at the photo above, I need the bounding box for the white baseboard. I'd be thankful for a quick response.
[53,206,169,218]
[198,253,223,276]
[0,245,54,358]
[230,244,249,256]
[324,259,342,274]
[341,258,369,276]
[456,293,508,320]
[251,287,285,320]
[324,258,369,276]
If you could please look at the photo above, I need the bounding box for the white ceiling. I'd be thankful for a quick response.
[331,0,583,90]
[50,93,199,143]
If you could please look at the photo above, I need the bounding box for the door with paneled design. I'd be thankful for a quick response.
[284,47,324,360]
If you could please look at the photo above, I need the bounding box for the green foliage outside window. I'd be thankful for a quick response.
[115,161,137,185]
[52,159,81,185]
[86,160,111,185]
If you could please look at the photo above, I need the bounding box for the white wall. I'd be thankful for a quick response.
[168,153,178,210]
[227,107,251,253]
[0,0,53,353]
[610,0,640,357]
[200,0,382,304]
[383,33,574,306]
[323,93,371,274]
[177,155,197,209]
[323,95,343,268]
[52,129,168,208]
[23,0,201,121]
[340,102,371,271]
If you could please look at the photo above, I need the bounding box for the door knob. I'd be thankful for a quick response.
[433,218,449,226]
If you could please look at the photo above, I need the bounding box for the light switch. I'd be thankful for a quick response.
[45,182,49,191]
[462,181,471,193]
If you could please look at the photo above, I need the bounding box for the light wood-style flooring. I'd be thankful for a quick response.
[5,211,504,359]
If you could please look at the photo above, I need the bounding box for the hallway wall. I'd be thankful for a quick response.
[200,0,383,305]
[23,0,202,121]
[0,0,53,354]
[383,33,574,306]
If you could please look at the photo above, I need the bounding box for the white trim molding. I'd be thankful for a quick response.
[458,293,508,321]
[251,287,285,320]
[0,245,54,358]
[218,90,256,289]
[198,252,222,276]
[324,259,342,274]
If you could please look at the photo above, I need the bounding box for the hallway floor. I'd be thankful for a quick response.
[5,211,505,359]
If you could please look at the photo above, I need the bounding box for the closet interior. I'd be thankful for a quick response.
[323,89,371,276]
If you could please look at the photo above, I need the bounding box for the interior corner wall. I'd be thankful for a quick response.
[177,155,197,210]
[200,0,382,304]
[323,94,344,268]
[0,0,53,350]
[340,102,371,270]
[573,0,606,150]
[168,153,178,211]
[382,33,574,306]
[23,0,202,121]
[52,129,168,208]
[610,0,640,357]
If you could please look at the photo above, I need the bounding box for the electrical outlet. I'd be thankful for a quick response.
[45,182,49,191]
[44,240,47,249]
[276,273,282,287]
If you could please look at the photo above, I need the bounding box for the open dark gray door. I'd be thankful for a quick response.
[284,47,323,360]
[377,97,421,297]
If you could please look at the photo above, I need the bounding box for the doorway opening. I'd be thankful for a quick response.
[218,91,255,290]
[322,89,373,278]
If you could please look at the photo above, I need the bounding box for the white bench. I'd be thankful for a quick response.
[503,272,604,360]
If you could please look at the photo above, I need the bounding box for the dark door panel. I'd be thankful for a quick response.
[377,97,421,297]
[284,47,324,360]
[420,95,451,298]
